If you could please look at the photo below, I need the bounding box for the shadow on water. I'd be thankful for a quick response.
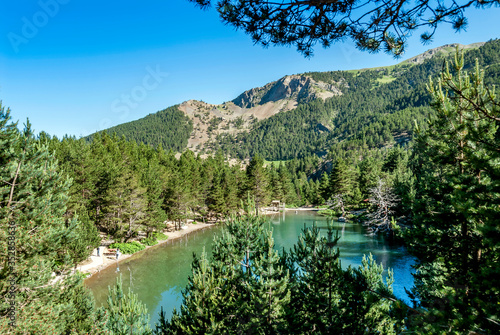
[86,211,415,325]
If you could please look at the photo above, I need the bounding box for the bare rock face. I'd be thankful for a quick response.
[261,75,313,103]
[232,75,343,108]
[232,87,263,108]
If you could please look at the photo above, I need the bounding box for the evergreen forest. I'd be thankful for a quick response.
[0,43,499,334]
[102,40,500,162]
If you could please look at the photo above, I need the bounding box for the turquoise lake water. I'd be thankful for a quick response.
[85,211,415,325]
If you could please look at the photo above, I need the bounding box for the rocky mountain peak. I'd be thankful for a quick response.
[404,42,485,65]
[232,74,343,108]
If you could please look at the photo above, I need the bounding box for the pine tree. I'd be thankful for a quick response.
[277,164,296,205]
[268,165,282,201]
[140,157,168,236]
[406,52,500,333]
[158,209,291,334]
[64,210,101,265]
[246,155,270,212]
[48,137,101,263]
[50,137,98,215]
[0,105,106,334]
[105,275,152,335]
[163,170,192,231]
[329,158,354,203]
[318,171,330,202]
[165,150,201,229]
[286,223,402,334]
[103,167,147,241]
[164,249,226,334]
[221,166,240,214]
[189,0,492,57]
[206,170,225,221]
[244,232,290,334]
[358,156,383,198]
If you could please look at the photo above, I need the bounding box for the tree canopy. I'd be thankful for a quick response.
[159,211,403,334]
[404,51,500,333]
[188,0,499,56]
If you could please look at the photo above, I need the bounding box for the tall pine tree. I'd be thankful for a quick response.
[406,52,500,333]
[246,155,271,212]
[0,105,106,334]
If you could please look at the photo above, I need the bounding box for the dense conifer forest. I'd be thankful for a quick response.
[100,40,500,162]
[95,106,193,153]
[1,42,499,334]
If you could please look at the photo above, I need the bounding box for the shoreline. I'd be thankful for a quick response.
[261,206,321,215]
[78,222,216,278]
[79,207,321,278]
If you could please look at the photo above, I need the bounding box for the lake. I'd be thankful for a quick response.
[85,211,415,325]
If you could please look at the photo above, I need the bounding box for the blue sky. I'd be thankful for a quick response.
[1,0,500,138]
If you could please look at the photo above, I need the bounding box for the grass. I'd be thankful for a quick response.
[263,159,288,167]
[141,236,158,246]
[109,241,145,254]
[377,75,397,84]
[152,232,168,241]
[347,63,400,74]
[317,209,340,217]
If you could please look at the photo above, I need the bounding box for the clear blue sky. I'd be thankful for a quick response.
[1,0,500,138]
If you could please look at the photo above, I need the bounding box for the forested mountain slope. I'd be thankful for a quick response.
[91,106,193,152]
[216,40,500,160]
[94,40,500,160]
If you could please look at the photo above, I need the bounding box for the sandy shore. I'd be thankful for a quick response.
[261,206,321,215]
[77,222,215,278]
[79,207,321,277]
[285,207,321,211]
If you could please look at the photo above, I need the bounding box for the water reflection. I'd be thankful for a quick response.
[267,211,414,304]
[85,227,219,324]
[86,212,414,326]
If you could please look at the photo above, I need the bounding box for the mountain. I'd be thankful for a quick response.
[94,39,500,160]
[96,105,193,152]
[402,42,485,65]
[177,74,345,153]
[232,74,345,108]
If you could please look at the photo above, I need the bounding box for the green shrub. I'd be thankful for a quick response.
[141,236,158,246]
[109,241,145,254]
[317,209,339,217]
[152,232,168,241]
